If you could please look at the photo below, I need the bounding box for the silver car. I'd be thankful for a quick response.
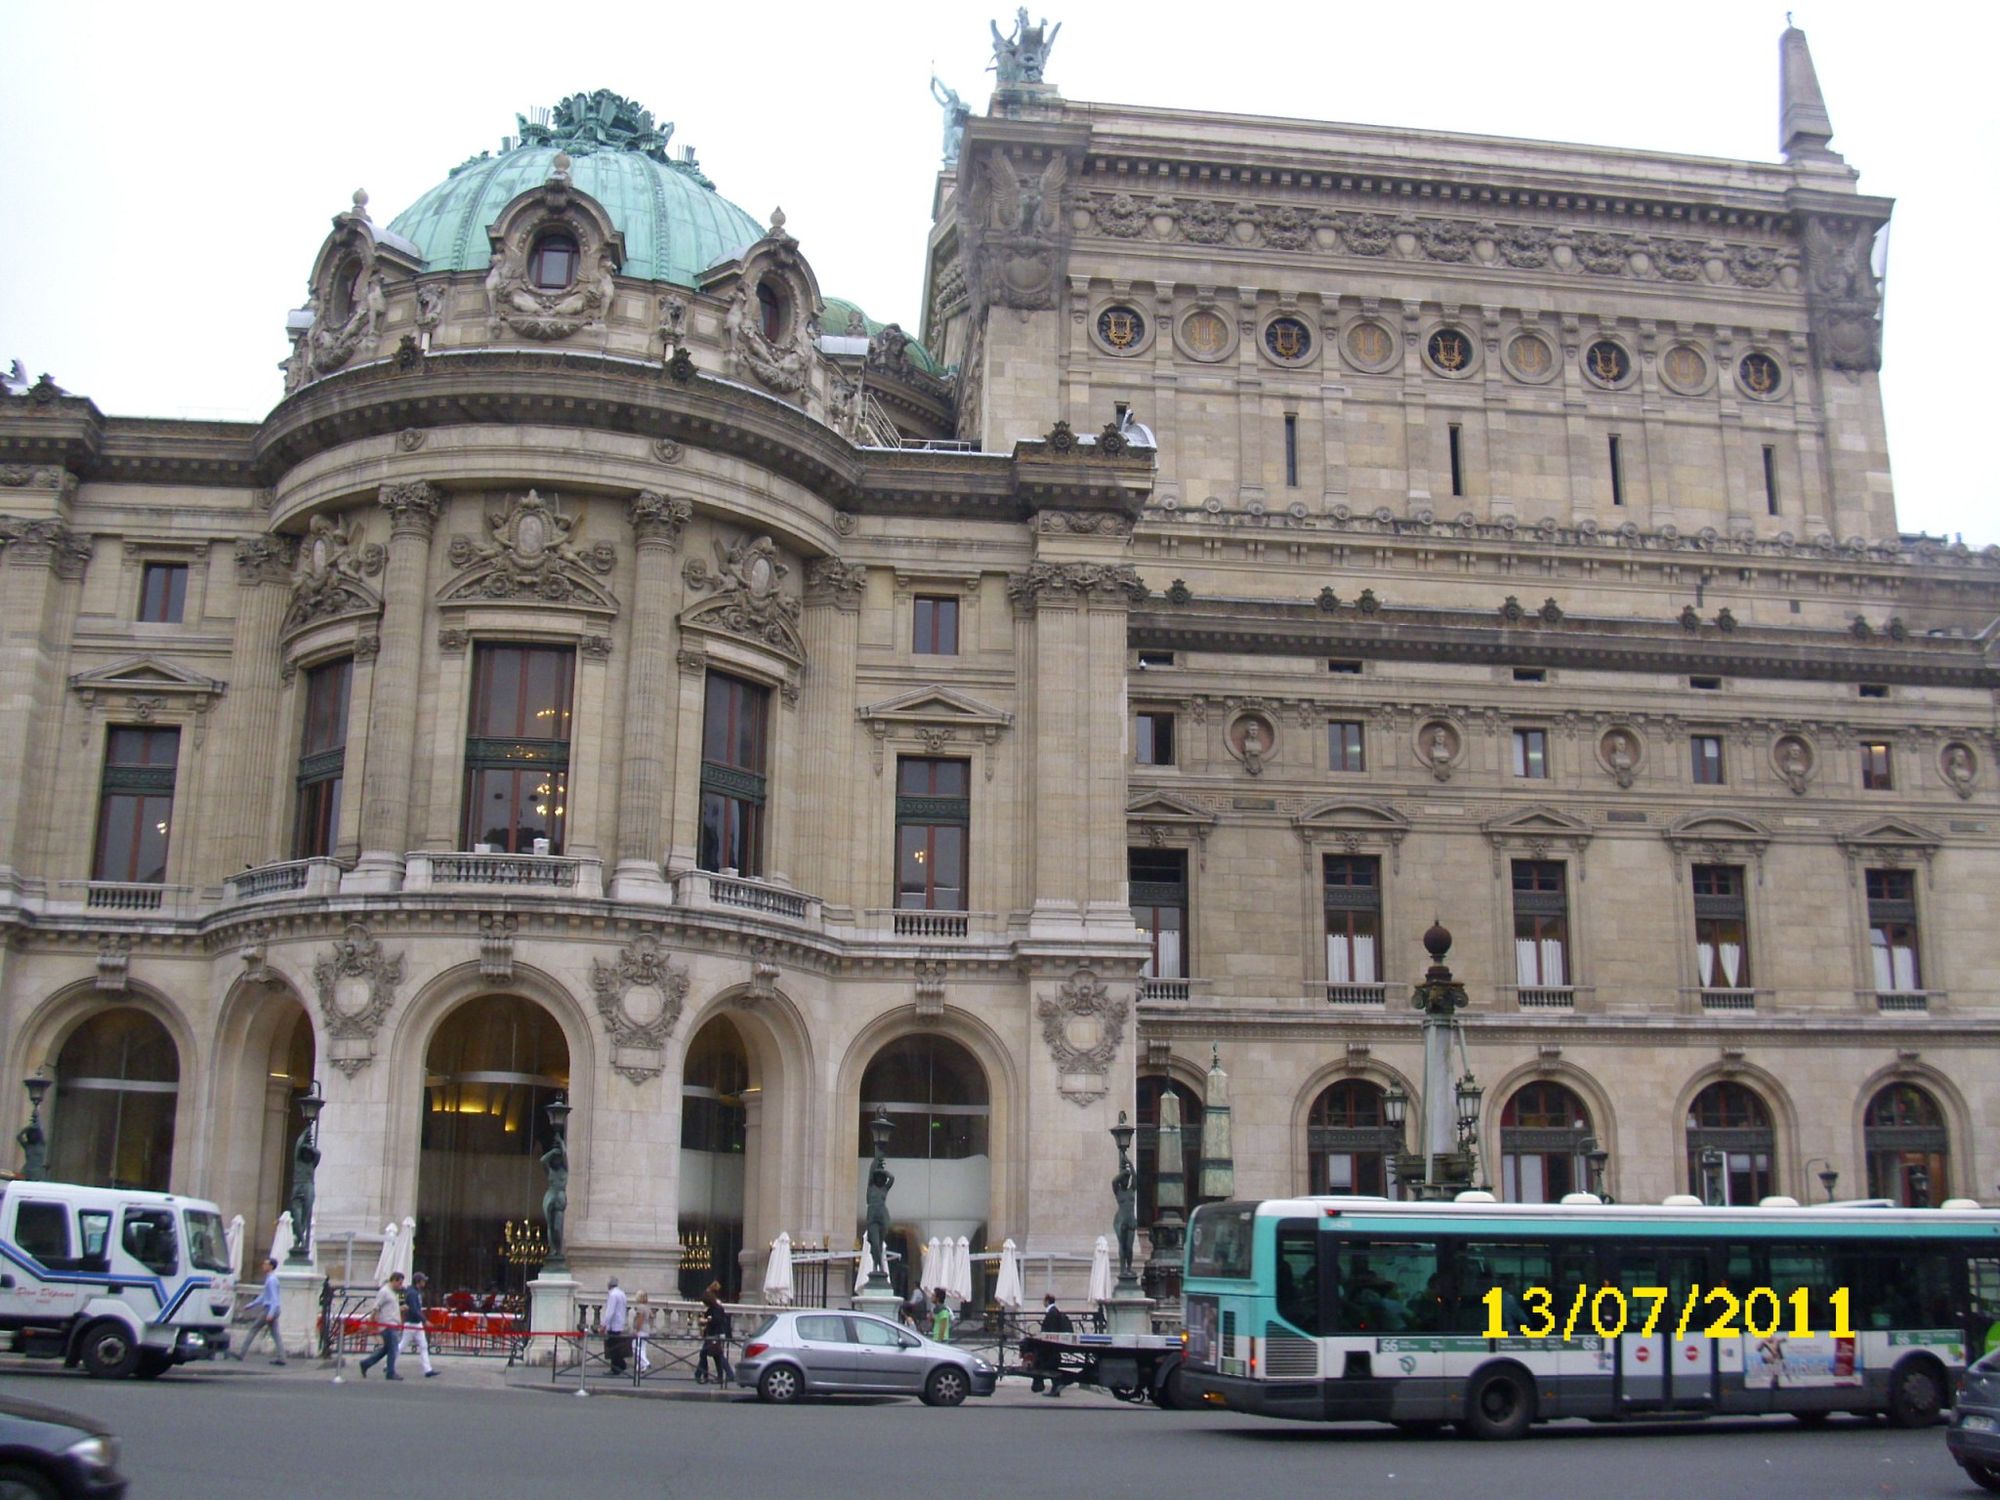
[736,1310,998,1406]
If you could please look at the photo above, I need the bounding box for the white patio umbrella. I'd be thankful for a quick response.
[225,1214,246,1282]
[762,1232,795,1306]
[993,1239,1024,1311]
[853,1240,889,1296]
[268,1212,295,1267]
[918,1237,941,1297]
[394,1216,417,1281]
[371,1222,399,1284]
[1086,1235,1114,1305]
[950,1236,974,1305]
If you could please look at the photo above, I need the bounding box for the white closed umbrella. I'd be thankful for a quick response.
[1087,1235,1114,1305]
[951,1236,974,1304]
[993,1239,1024,1311]
[269,1212,295,1267]
[225,1214,246,1282]
[918,1237,941,1297]
[395,1216,417,1280]
[371,1222,399,1284]
[762,1232,795,1306]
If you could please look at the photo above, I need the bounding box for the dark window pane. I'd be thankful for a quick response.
[138,564,188,624]
[914,596,959,655]
[530,234,578,290]
[1329,721,1365,772]
[1136,713,1175,766]
[301,659,352,755]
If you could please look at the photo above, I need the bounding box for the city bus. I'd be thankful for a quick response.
[1179,1194,2000,1438]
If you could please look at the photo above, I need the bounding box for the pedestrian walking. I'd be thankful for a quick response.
[929,1286,954,1343]
[602,1276,630,1375]
[400,1271,438,1377]
[357,1272,405,1379]
[1032,1293,1073,1394]
[696,1282,733,1385]
[633,1291,652,1376]
[232,1257,287,1364]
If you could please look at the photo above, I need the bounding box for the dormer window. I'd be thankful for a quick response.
[530,232,579,290]
[757,280,785,341]
[328,257,364,323]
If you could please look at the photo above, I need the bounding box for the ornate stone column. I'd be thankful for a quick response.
[347,481,440,892]
[212,536,296,875]
[608,491,690,902]
[794,558,865,913]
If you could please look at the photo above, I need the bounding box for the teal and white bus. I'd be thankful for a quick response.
[1179,1195,2000,1438]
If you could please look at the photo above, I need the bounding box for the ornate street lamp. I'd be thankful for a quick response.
[1698,1145,1725,1207]
[1805,1157,1839,1203]
[1583,1139,1611,1202]
[18,1072,51,1182]
[1908,1164,1931,1209]
[863,1109,894,1291]
[1394,922,1479,1200]
[1110,1110,1140,1293]
[1381,1082,1408,1134]
[286,1080,324,1265]
[541,1095,572,1273]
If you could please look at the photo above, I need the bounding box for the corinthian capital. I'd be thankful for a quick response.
[377,480,443,538]
[0,515,93,579]
[630,490,693,549]
[233,534,297,586]
[1005,561,1149,613]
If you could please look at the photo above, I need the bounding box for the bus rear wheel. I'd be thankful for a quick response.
[1461,1367,1535,1441]
[1886,1357,1942,1428]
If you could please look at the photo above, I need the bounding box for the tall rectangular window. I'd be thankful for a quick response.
[1512,728,1549,779]
[1328,720,1366,773]
[93,726,180,882]
[1448,424,1464,497]
[292,657,352,859]
[1692,864,1749,989]
[1691,734,1725,785]
[1323,855,1381,984]
[1608,434,1625,506]
[1511,860,1569,987]
[699,671,770,876]
[463,644,574,854]
[1130,847,1187,981]
[913,596,960,656]
[1135,711,1175,767]
[138,563,188,624]
[1860,741,1894,791]
[1283,413,1298,488]
[1762,445,1780,516]
[1865,868,1921,992]
[896,758,969,910]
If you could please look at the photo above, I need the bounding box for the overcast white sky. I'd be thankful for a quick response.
[1,2,1991,542]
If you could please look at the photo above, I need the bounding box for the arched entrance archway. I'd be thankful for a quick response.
[48,1008,178,1191]
[679,1016,748,1299]
[417,995,569,1297]
[858,1034,989,1300]
[211,981,317,1244]
[1306,1079,1400,1196]
[1499,1080,1591,1203]
[1864,1082,1950,1206]
[1685,1081,1775,1204]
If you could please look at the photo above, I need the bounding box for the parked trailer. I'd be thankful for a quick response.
[1016,1330,1188,1406]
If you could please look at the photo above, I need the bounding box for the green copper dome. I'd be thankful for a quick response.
[388,91,764,288]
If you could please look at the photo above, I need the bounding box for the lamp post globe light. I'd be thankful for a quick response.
[18,1072,51,1182]
[1805,1157,1840,1203]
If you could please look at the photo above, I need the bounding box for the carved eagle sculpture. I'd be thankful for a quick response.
[982,151,1068,238]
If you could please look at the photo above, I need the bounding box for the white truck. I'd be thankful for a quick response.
[0,1181,236,1377]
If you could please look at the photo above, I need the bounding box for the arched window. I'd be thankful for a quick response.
[417,996,569,1295]
[1137,1075,1202,1223]
[1307,1079,1402,1197]
[858,1035,990,1299]
[757,281,784,342]
[1499,1081,1590,1203]
[49,1008,179,1191]
[679,1017,749,1299]
[1685,1081,1774,1204]
[328,256,364,324]
[530,232,579,291]
[1863,1082,1950,1206]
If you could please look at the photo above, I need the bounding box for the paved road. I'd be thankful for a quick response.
[0,1358,1983,1500]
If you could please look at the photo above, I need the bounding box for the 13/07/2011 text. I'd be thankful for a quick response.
[1484,1285,1856,1341]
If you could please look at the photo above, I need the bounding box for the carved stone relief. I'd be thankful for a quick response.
[589,933,690,1083]
[483,154,621,341]
[1771,734,1815,796]
[285,515,385,631]
[1416,719,1462,782]
[313,924,406,1075]
[1940,741,1978,801]
[1004,561,1148,612]
[965,148,1069,312]
[1036,967,1130,1105]
[680,533,806,663]
[1597,726,1642,789]
[441,491,617,608]
[479,913,518,981]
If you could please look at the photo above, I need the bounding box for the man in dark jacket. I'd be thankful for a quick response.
[696,1283,733,1385]
[1032,1293,1074,1394]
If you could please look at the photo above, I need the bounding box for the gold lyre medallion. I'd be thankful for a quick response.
[1267,318,1307,361]
[1099,306,1142,350]
[1429,330,1468,372]
[1185,309,1226,356]
[1740,352,1779,396]
[1587,341,1628,384]
[1348,322,1390,364]
[1509,335,1551,376]
[1663,346,1704,389]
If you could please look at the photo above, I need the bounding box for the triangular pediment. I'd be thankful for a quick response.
[1482,804,1592,839]
[1294,798,1412,835]
[1127,791,1216,827]
[70,656,227,698]
[1837,814,1943,850]
[857,686,1013,731]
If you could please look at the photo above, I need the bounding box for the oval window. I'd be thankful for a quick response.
[530,233,580,291]
[757,281,785,342]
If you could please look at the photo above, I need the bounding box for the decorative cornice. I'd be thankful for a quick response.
[1006,560,1148,612]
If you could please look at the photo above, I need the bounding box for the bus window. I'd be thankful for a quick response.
[121,1208,178,1276]
[1275,1220,1322,1335]
[1839,1247,1952,1330]
[1459,1242,1552,1334]
[1767,1244,1839,1332]
[1331,1240,1438,1334]
[1189,1204,1255,1279]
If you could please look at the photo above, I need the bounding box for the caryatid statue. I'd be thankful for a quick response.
[287,1124,321,1261]
[864,1149,895,1280]
[1112,1142,1138,1280]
